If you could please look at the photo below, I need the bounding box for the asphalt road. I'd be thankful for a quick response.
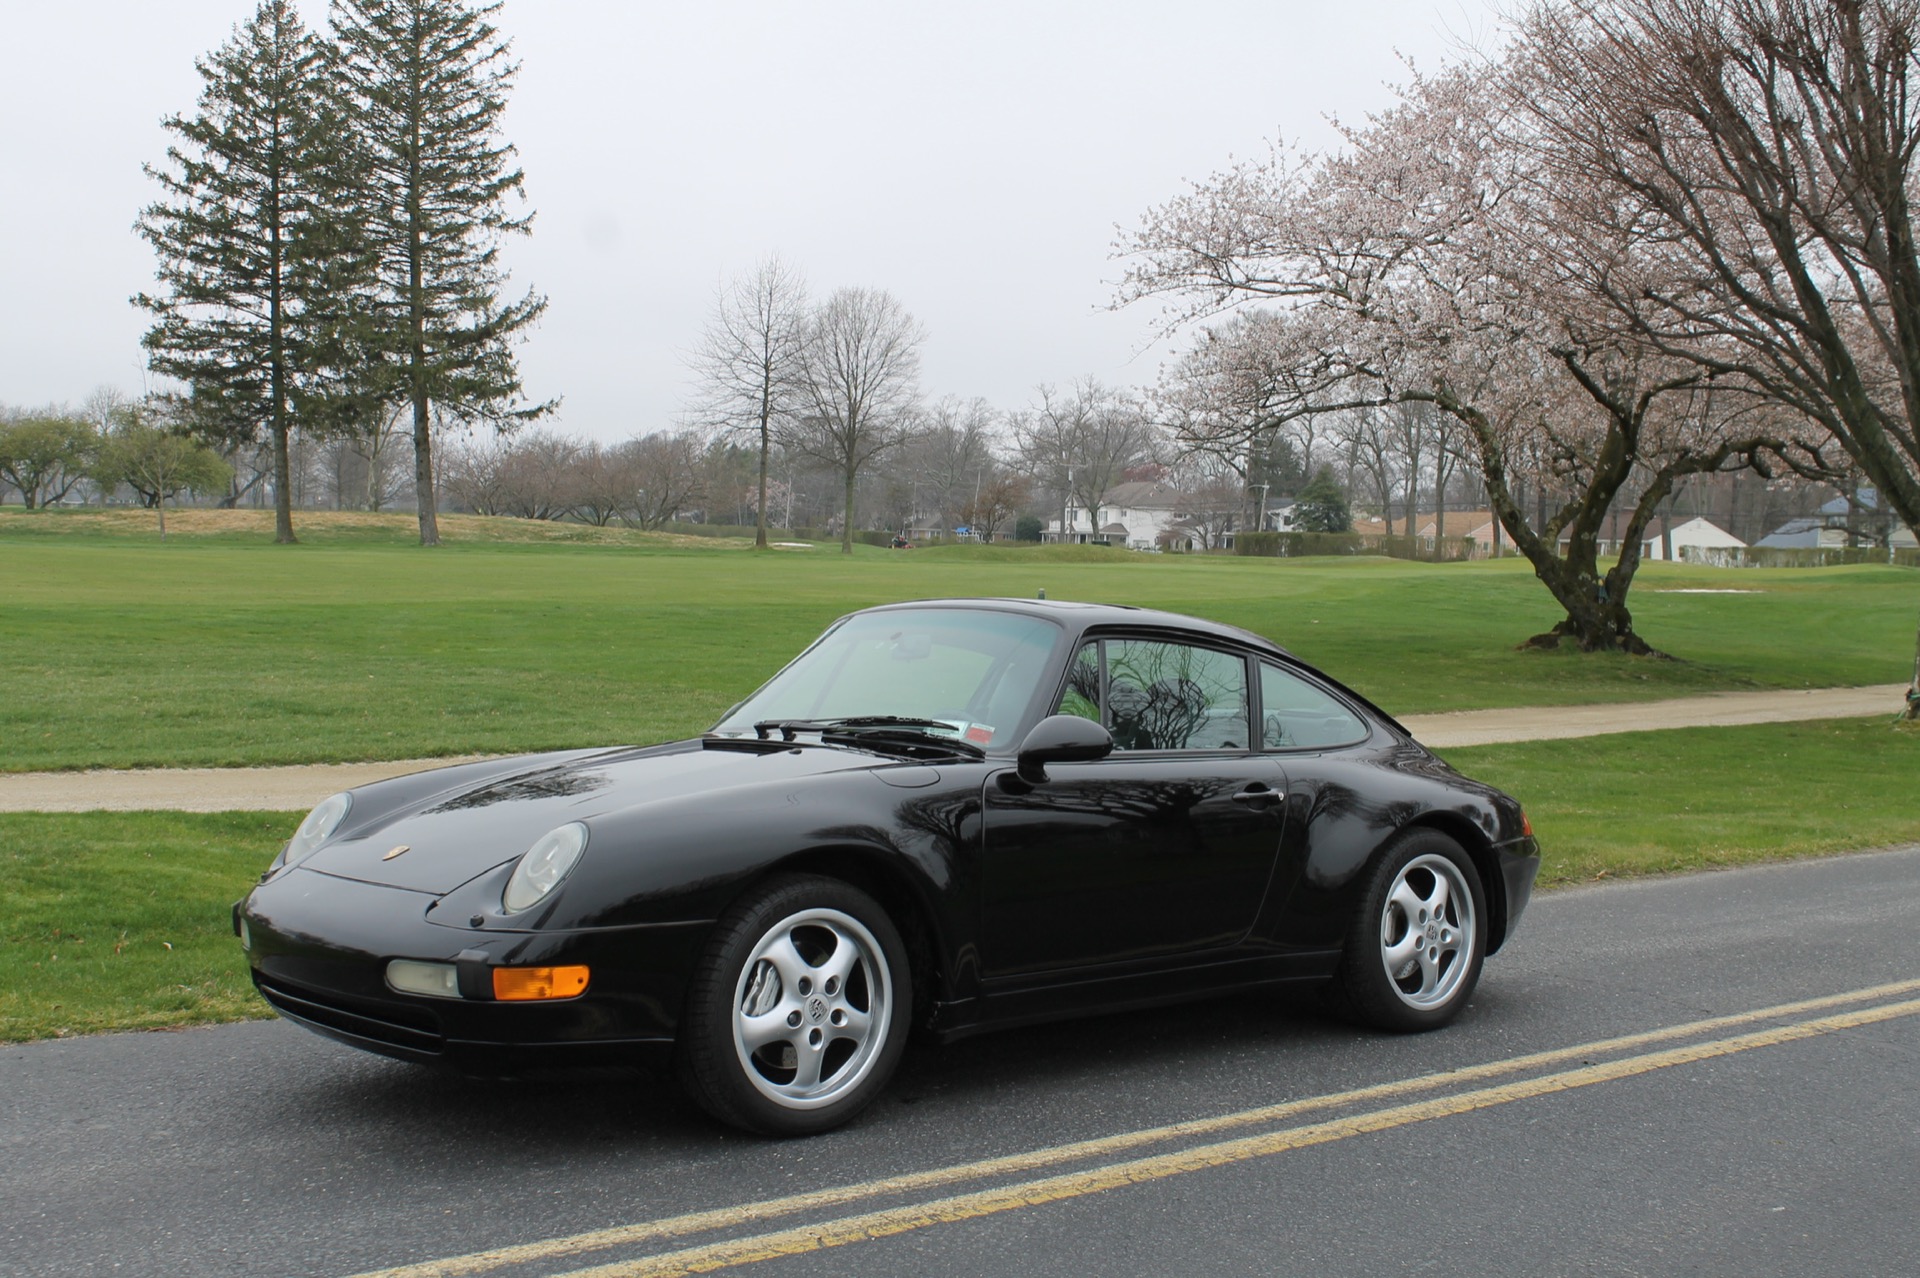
[3,845,1917,1278]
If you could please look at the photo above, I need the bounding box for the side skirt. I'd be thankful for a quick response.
[924,949,1341,1044]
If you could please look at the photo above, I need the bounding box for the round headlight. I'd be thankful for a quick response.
[273,792,353,873]
[503,823,588,913]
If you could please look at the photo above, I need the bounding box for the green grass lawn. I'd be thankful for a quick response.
[0,810,286,1041]
[4,510,1915,771]
[1443,718,1920,887]
[5,718,1914,1043]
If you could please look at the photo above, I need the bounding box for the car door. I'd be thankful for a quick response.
[977,635,1288,979]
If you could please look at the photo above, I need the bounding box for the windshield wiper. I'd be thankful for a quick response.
[750,717,986,759]
[754,716,953,739]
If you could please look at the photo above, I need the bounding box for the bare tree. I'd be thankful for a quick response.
[627,429,710,529]
[902,396,1000,530]
[957,464,1030,542]
[790,288,927,553]
[568,440,641,526]
[1173,468,1247,549]
[687,256,808,549]
[1334,406,1401,530]
[493,429,579,520]
[1015,379,1160,537]
[440,433,515,515]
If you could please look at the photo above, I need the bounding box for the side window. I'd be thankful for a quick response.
[1259,663,1368,750]
[1056,643,1101,722]
[1104,639,1248,751]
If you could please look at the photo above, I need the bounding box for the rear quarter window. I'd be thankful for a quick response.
[1260,662,1369,750]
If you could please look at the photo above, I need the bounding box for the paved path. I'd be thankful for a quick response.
[1401,681,1911,747]
[0,755,493,814]
[0,683,1908,813]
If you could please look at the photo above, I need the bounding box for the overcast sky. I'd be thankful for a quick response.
[1,0,1502,444]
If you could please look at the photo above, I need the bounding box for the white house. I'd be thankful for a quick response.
[1641,516,1746,561]
[1046,481,1297,551]
[1552,515,1746,560]
[1047,482,1182,549]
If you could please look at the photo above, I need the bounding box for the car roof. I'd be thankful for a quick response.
[850,597,1408,736]
[852,597,1293,659]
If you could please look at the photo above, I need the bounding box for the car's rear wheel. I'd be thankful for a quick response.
[1337,829,1485,1031]
[677,875,909,1136]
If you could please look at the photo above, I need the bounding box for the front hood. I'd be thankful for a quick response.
[299,739,889,893]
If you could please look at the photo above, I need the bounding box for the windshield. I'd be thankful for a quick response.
[711,608,1064,751]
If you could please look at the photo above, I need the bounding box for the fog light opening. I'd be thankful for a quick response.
[493,965,590,1001]
[386,960,462,999]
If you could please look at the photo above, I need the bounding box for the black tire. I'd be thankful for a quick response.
[676,874,910,1136]
[1335,829,1486,1032]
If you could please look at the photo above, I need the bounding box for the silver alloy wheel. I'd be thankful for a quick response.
[730,906,893,1110]
[1378,852,1477,1010]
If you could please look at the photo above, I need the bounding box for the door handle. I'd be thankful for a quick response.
[1232,784,1282,808]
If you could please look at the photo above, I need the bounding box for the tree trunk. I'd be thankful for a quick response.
[755,415,770,550]
[412,388,438,546]
[1906,608,1920,722]
[272,420,295,543]
[840,466,856,554]
[407,81,437,548]
[268,187,296,545]
[1440,392,1670,655]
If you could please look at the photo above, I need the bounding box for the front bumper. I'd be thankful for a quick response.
[238,867,712,1069]
[1493,834,1541,952]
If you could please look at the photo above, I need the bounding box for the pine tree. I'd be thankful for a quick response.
[1292,468,1352,533]
[328,0,551,546]
[135,0,338,544]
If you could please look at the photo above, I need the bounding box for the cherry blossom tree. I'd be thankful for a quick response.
[1122,63,1831,652]
[1512,0,1920,541]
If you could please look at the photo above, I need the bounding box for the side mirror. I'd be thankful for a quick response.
[1016,714,1113,782]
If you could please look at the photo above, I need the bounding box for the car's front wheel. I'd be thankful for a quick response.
[1337,829,1486,1031]
[677,875,910,1135]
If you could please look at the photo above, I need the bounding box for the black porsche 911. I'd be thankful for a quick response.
[237,598,1539,1135]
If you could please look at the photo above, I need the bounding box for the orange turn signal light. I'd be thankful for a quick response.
[492,965,590,1001]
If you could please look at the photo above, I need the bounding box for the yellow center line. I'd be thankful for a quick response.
[557,997,1920,1278]
[349,978,1920,1278]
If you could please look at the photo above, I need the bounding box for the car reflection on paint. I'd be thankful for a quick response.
[237,598,1539,1135]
